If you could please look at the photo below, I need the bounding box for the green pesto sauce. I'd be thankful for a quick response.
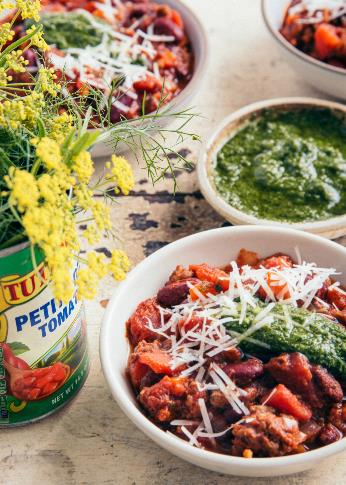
[214,108,346,223]
[224,300,346,379]
[39,12,104,49]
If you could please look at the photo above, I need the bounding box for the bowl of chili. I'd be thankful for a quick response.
[3,0,208,157]
[100,226,346,476]
[262,0,346,100]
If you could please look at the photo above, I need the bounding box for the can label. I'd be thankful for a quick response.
[0,245,89,425]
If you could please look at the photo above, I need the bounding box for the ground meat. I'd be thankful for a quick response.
[139,376,206,422]
[127,298,162,345]
[222,358,264,386]
[231,405,306,457]
[329,403,346,434]
[311,365,343,403]
[168,265,195,283]
[319,423,342,445]
[210,390,227,409]
[266,353,323,408]
[128,340,172,389]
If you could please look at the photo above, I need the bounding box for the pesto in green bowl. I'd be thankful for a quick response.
[214,108,346,223]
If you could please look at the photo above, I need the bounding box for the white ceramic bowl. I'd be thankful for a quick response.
[262,0,346,100]
[100,225,346,477]
[91,0,209,158]
[198,97,346,239]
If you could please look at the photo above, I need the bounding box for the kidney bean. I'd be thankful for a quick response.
[319,423,342,445]
[157,280,193,307]
[222,358,264,386]
[311,365,343,403]
[153,18,184,42]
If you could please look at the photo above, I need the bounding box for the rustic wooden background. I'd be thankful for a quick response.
[1,1,346,484]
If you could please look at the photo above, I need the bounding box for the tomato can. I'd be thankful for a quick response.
[0,243,89,426]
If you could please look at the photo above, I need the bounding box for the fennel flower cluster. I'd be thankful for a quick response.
[1,0,134,302]
[4,135,134,302]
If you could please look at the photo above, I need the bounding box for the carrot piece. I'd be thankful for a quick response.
[189,281,218,301]
[157,49,177,69]
[189,263,229,291]
[264,384,312,422]
[171,9,184,28]
[314,23,341,60]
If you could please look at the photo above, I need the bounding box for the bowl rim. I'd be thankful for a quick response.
[198,96,346,234]
[100,225,346,473]
[261,0,346,77]
[89,0,209,137]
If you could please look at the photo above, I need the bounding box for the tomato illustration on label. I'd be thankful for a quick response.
[0,245,89,426]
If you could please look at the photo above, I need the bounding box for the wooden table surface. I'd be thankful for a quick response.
[2,1,346,484]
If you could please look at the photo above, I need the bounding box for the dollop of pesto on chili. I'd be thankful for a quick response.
[214,108,346,222]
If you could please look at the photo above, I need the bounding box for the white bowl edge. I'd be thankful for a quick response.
[100,226,346,477]
[261,0,346,100]
[91,0,209,158]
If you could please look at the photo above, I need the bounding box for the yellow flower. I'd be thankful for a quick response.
[0,2,15,15]
[92,200,111,231]
[5,50,28,73]
[0,23,14,45]
[87,252,108,278]
[72,151,94,183]
[0,67,12,87]
[36,137,62,170]
[81,224,98,244]
[48,112,73,142]
[36,67,60,97]
[17,0,41,22]
[0,92,44,129]
[5,168,39,212]
[106,155,134,195]
[37,173,61,204]
[76,267,99,300]
[26,25,48,51]
[74,184,93,210]
[108,249,131,280]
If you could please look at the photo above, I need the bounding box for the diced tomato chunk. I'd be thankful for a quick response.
[314,23,341,60]
[138,350,172,375]
[236,248,259,267]
[189,263,229,291]
[264,384,312,422]
[258,254,293,270]
[133,76,162,93]
[258,271,291,300]
[178,315,205,333]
